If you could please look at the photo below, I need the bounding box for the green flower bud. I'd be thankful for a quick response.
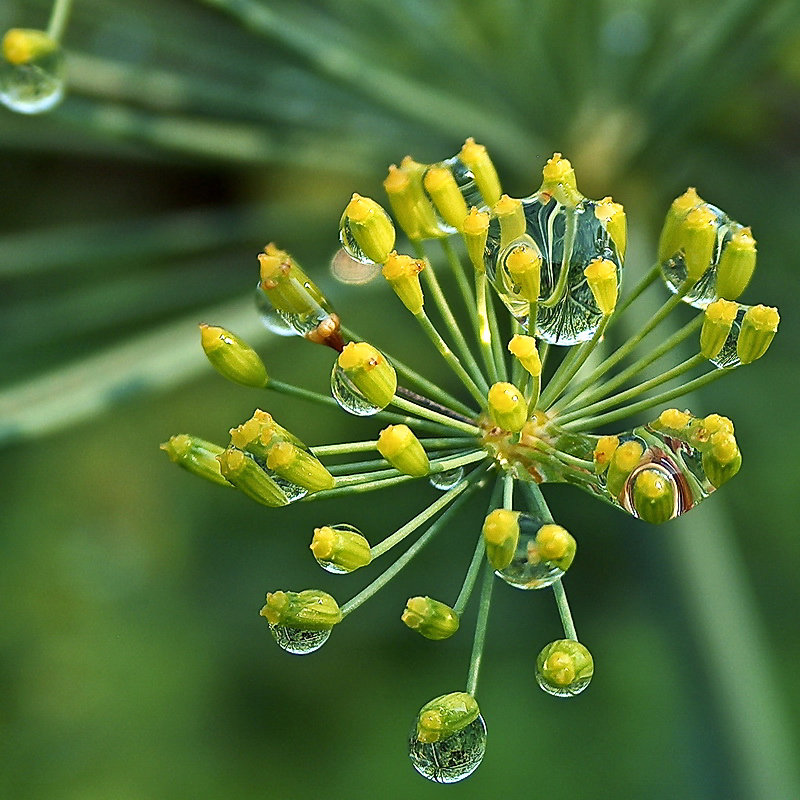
[459,137,502,207]
[383,157,442,241]
[402,596,460,640]
[592,435,619,474]
[535,639,594,696]
[200,324,268,388]
[583,257,618,316]
[493,194,526,249]
[337,341,397,410]
[377,424,430,477]
[595,196,627,261]
[266,441,335,493]
[681,205,717,283]
[658,187,703,263]
[216,447,288,507]
[487,381,528,433]
[424,166,469,231]
[160,434,232,487]
[736,304,779,364]
[507,335,542,377]
[716,227,757,300]
[534,524,576,571]
[539,153,582,206]
[606,440,644,497]
[258,243,331,316]
[462,207,489,272]
[229,409,306,460]
[482,508,520,570]
[382,252,425,315]
[259,589,342,631]
[310,525,372,573]
[654,408,693,434]
[685,412,734,449]
[504,244,541,302]
[632,468,675,524]
[342,193,396,264]
[702,431,742,488]
[415,692,479,744]
[700,299,738,359]
[3,28,58,64]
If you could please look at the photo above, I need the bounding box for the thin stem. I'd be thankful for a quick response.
[562,367,731,431]
[503,472,514,509]
[540,207,577,308]
[511,319,524,389]
[440,239,479,337]
[613,262,660,319]
[340,475,488,618]
[390,394,481,435]
[552,579,578,641]
[47,0,74,42]
[475,272,500,384]
[304,473,415,500]
[519,481,554,522]
[465,563,495,697]
[311,437,475,457]
[453,534,487,616]
[486,288,509,382]
[527,374,541,416]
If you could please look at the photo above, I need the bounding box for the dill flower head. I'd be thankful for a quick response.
[163,140,778,784]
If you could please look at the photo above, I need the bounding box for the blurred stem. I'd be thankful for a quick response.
[47,0,74,41]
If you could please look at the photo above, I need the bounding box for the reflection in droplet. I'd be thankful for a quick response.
[535,639,594,697]
[330,247,381,285]
[494,513,569,590]
[269,624,331,654]
[330,363,382,416]
[709,302,748,369]
[0,30,65,115]
[255,287,296,336]
[312,523,366,574]
[408,715,487,783]
[429,466,464,491]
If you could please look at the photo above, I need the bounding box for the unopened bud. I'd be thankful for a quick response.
[482,508,520,570]
[593,435,619,474]
[700,299,738,359]
[702,431,742,488]
[260,589,342,630]
[681,205,717,283]
[217,447,289,507]
[415,692,479,744]
[377,424,430,477]
[200,324,268,388]
[310,525,372,573]
[535,639,594,696]
[736,305,779,364]
[716,227,757,300]
[423,166,469,230]
[382,252,425,314]
[595,196,627,261]
[402,596,460,640]
[337,342,397,410]
[658,187,703,263]
[462,207,490,272]
[258,244,331,317]
[459,137,502,206]
[535,524,576,570]
[606,439,643,497]
[160,434,232,487]
[493,194,526,248]
[266,441,335,492]
[632,468,675,524]
[487,381,528,432]
[505,244,541,302]
[341,193,396,264]
[539,153,582,206]
[583,257,618,316]
[508,335,542,377]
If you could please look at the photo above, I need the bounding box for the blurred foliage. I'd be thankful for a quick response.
[2,1,800,798]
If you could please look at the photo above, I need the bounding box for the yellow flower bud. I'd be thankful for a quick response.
[229,409,306,460]
[462,207,490,272]
[160,434,232,487]
[199,324,268,388]
[402,596,460,640]
[341,193,396,264]
[487,381,528,432]
[702,431,742,488]
[459,137,502,206]
[493,194,526,248]
[700,298,738,359]
[535,524,576,570]
[504,244,541,302]
[656,408,692,432]
[2,28,57,65]
[482,508,520,570]
[260,589,342,630]
[583,257,618,316]
[535,639,594,696]
[216,447,289,507]
[258,244,330,317]
[377,424,430,477]
[310,525,372,573]
[658,187,703,263]
[508,334,542,377]
[337,341,397,410]
[716,227,757,301]
[736,304,779,364]
[606,440,644,496]
[593,435,619,474]
[415,692,480,744]
[266,441,335,492]
[632,469,676,524]
[381,251,425,314]
[384,164,425,240]
[423,166,469,231]
[539,153,582,206]
[595,196,627,260]
[681,205,717,283]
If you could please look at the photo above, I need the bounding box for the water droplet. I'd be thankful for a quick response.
[313,523,365,574]
[485,196,623,345]
[494,512,567,590]
[709,302,749,369]
[255,287,296,336]
[408,715,487,783]
[247,449,308,503]
[660,204,738,309]
[269,624,331,654]
[0,32,65,115]
[429,466,464,491]
[441,155,486,210]
[330,363,382,416]
[255,281,338,338]
[330,247,381,285]
[535,639,593,697]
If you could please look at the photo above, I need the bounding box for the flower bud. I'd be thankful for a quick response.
[592,435,619,474]
[217,447,289,506]
[493,194,526,248]
[258,244,330,316]
[702,431,742,488]
[658,187,703,263]
[160,434,232,487]
[229,409,305,460]
[539,153,582,206]
[377,424,430,477]
[736,305,779,364]
[200,324,268,388]
[505,244,541,302]
[583,257,618,316]
[508,335,542,377]
[681,205,717,283]
[595,196,627,261]
[415,692,479,744]
[337,342,397,409]
[459,137,502,206]
[632,468,675,524]
[424,166,469,230]
[686,413,734,448]
[384,164,425,240]
[655,408,692,433]
[266,441,335,492]
[260,589,342,630]
[402,596,460,640]
[341,193,396,264]
[535,639,594,696]
[381,252,425,315]
[2,28,58,65]
[716,227,757,301]
[606,439,644,497]
[482,508,520,570]
[700,299,738,359]
[487,381,528,432]
[535,524,576,570]
[310,525,372,573]
[462,207,489,272]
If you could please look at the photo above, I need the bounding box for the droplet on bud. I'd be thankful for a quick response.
[0,29,65,115]
[535,639,594,697]
[269,625,331,655]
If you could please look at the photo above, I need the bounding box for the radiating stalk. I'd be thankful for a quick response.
[465,562,495,697]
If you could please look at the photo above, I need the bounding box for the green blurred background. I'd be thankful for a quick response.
[2,1,800,798]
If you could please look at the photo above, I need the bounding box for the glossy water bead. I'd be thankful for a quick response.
[1,29,65,114]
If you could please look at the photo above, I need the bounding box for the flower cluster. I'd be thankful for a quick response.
[162,141,778,783]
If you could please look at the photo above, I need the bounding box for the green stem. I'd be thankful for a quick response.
[540,207,577,308]
[47,0,74,42]
[453,534,487,616]
[390,394,481,436]
[440,239,479,337]
[552,579,578,641]
[503,472,514,509]
[465,562,495,697]
[311,437,475,457]
[613,262,660,319]
[519,481,554,522]
[486,286,509,382]
[340,474,489,618]
[475,272,501,384]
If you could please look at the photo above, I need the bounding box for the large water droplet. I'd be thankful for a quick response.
[330,362,382,416]
[255,286,296,336]
[330,247,381,285]
[269,624,331,654]
[709,302,749,369]
[247,449,308,503]
[0,32,65,115]
[408,715,487,783]
[429,466,464,491]
[660,204,738,309]
[494,512,567,590]
[485,196,623,345]
[255,282,338,339]
[535,639,594,697]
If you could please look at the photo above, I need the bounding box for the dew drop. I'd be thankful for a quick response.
[254,287,296,336]
[494,512,566,590]
[408,715,487,783]
[708,302,748,369]
[429,466,464,491]
[330,362,382,416]
[269,624,331,654]
[535,639,593,697]
[313,523,364,574]
[330,247,381,285]
[0,31,65,115]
